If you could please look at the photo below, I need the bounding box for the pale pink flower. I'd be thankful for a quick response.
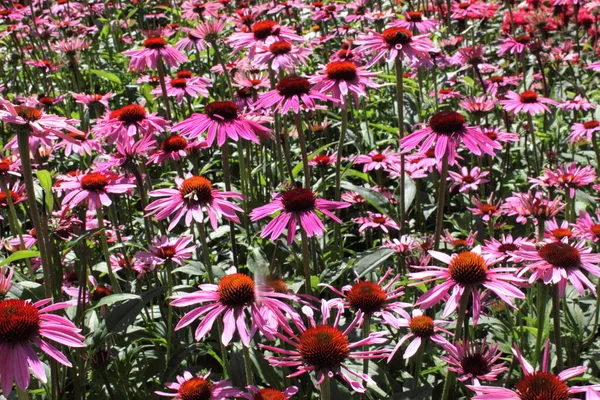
[448,166,489,193]
[391,11,439,33]
[499,90,557,115]
[386,309,451,360]
[557,95,596,111]
[59,171,135,209]
[353,211,399,233]
[354,147,400,172]
[569,120,600,144]
[310,61,379,106]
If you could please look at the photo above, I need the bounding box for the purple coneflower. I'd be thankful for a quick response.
[156,371,243,399]
[500,90,557,115]
[354,212,399,233]
[442,339,507,384]
[569,120,600,144]
[310,61,379,106]
[136,235,195,268]
[122,35,188,71]
[448,166,489,193]
[253,76,333,114]
[387,309,451,360]
[242,386,298,399]
[59,171,135,210]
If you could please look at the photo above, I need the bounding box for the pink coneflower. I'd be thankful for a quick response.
[382,235,418,255]
[480,126,519,144]
[354,147,400,172]
[71,92,114,110]
[156,371,243,399]
[400,111,501,163]
[557,95,596,111]
[545,218,573,241]
[171,101,271,147]
[484,74,519,97]
[459,96,496,115]
[310,61,379,105]
[260,300,389,393]
[250,187,349,244]
[253,76,333,114]
[497,34,533,55]
[448,166,489,193]
[180,0,220,20]
[387,309,451,360]
[135,235,195,268]
[354,211,399,233]
[569,120,600,144]
[467,340,591,399]
[483,234,532,260]
[322,267,410,319]
[151,76,211,104]
[308,151,339,168]
[242,385,298,399]
[574,211,600,243]
[0,266,13,296]
[545,162,596,198]
[391,11,439,32]
[56,130,102,157]
[122,36,188,71]
[145,174,244,231]
[468,195,502,222]
[409,246,526,322]
[148,134,192,164]
[442,230,476,249]
[170,267,298,346]
[227,20,304,57]
[93,104,168,144]
[513,239,600,297]
[500,90,557,115]
[433,88,463,101]
[501,191,565,225]
[59,171,135,210]
[341,191,366,204]
[0,298,85,394]
[442,339,506,384]
[354,27,437,67]
[252,42,311,72]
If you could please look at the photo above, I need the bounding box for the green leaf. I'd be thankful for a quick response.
[88,293,141,310]
[35,170,54,211]
[90,69,122,84]
[353,248,395,277]
[292,142,336,179]
[0,250,40,266]
[340,182,390,215]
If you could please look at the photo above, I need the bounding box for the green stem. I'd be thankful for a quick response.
[552,284,564,371]
[433,153,449,250]
[533,282,548,368]
[300,227,312,296]
[17,387,29,400]
[362,315,371,380]
[294,112,311,188]
[242,346,254,386]
[156,58,172,121]
[96,206,122,294]
[395,57,406,233]
[321,374,331,400]
[527,114,540,176]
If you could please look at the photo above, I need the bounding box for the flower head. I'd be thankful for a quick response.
[310,61,379,106]
[500,90,557,115]
[122,35,189,71]
[155,371,243,399]
[59,171,135,210]
[442,339,507,384]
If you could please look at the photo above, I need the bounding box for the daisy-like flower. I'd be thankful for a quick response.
[400,111,501,163]
[135,235,195,269]
[557,95,596,111]
[145,174,244,231]
[310,61,379,106]
[155,371,243,399]
[442,230,476,249]
[180,0,220,20]
[353,211,399,233]
[170,268,299,346]
[71,92,114,109]
[382,235,418,255]
[569,120,600,144]
[252,42,311,72]
[0,298,85,394]
[148,134,191,164]
[242,385,298,399]
[409,246,526,323]
[308,151,339,168]
[59,171,135,210]
[122,36,189,71]
[513,239,600,297]
[448,166,489,193]
[482,234,532,260]
[435,89,464,102]
[151,76,211,104]
[260,300,389,393]
[387,309,452,361]
[171,101,271,147]
[497,34,533,55]
[253,76,333,114]
[467,340,591,399]
[499,90,557,115]
[354,27,437,67]
[468,195,502,222]
[391,11,439,33]
[545,219,573,241]
[93,104,168,144]
[501,191,564,225]
[227,20,304,57]
[442,339,507,385]
[459,96,496,115]
[545,162,596,198]
[249,187,350,245]
[0,266,14,296]
[354,147,400,172]
[573,211,600,243]
[56,130,102,157]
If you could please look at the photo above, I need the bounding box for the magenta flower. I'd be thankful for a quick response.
[441,339,507,385]
[353,211,399,233]
[382,235,418,255]
[56,130,102,157]
[354,147,400,172]
[545,162,596,198]
[497,34,533,55]
[0,266,13,296]
[573,211,600,242]
[122,36,188,71]
[499,90,557,115]
[170,268,299,346]
[180,0,220,20]
[468,195,502,222]
[71,92,114,109]
[249,187,350,245]
[155,371,243,399]
[387,309,451,360]
[93,104,168,145]
[260,300,389,393]
[227,20,304,57]
[391,11,439,33]
[513,239,600,297]
[135,235,196,268]
[500,191,564,225]
[545,218,573,241]
[482,234,532,261]
[557,95,596,111]
[148,134,191,164]
[59,171,136,210]
[400,111,501,163]
[0,298,85,394]
[467,340,591,399]
[252,42,311,72]
[242,385,298,399]
[171,101,271,147]
[355,27,437,67]
[569,120,600,144]
[145,174,244,231]
[409,246,526,323]
[310,61,379,106]
[253,76,333,114]
[448,166,489,193]
[151,76,211,104]
[308,151,339,168]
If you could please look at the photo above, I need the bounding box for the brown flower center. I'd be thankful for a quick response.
[218,273,256,306]
[276,76,311,97]
[0,159,10,174]
[252,20,279,40]
[269,41,292,55]
[252,388,286,400]
[407,11,423,21]
[266,279,288,294]
[281,188,316,212]
[515,34,531,44]
[583,120,600,130]
[462,175,475,183]
[143,37,167,49]
[170,78,188,88]
[519,91,539,104]
[498,243,519,253]
[205,101,238,121]
[178,377,213,400]
[409,315,434,337]
[448,251,488,285]
[156,245,177,260]
[179,176,214,203]
[298,325,350,370]
[538,242,580,269]
[551,228,572,239]
[0,299,40,344]
[325,61,357,81]
[515,371,570,400]
[161,135,188,152]
[110,104,147,124]
[382,27,413,46]
[460,352,491,376]
[81,172,109,191]
[312,154,331,167]
[346,281,387,313]
[15,106,42,122]
[429,111,466,135]
[489,76,504,83]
